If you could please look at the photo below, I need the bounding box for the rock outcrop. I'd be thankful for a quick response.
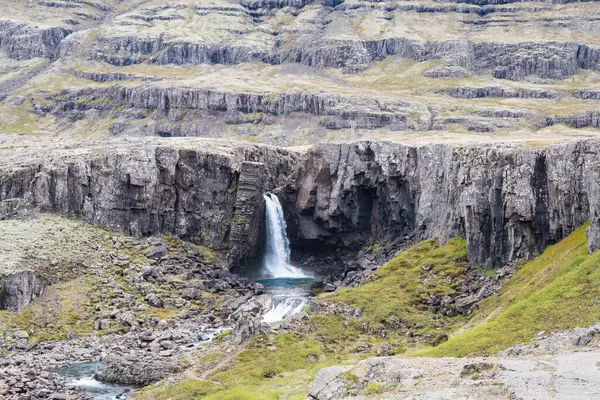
[89,17,600,80]
[0,271,45,311]
[0,20,71,61]
[94,353,182,385]
[285,140,600,268]
[47,85,428,136]
[306,347,600,399]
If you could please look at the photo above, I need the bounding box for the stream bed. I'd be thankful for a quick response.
[54,326,229,399]
[259,277,320,323]
[54,362,132,400]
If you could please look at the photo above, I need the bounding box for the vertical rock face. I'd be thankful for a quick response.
[285,140,600,267]
[0,142,300,257]
[3,139,599,271]
[228,161,268,264]
[0,271,44,311]
[49,86,427,137]
[0,20,71,60]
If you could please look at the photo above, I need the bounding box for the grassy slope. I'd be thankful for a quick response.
[135,226,600,398]
[417,224,600,357]
[137,333,331,400]
[315,238,468,347]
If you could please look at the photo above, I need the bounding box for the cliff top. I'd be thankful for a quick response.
[0,136,299,169]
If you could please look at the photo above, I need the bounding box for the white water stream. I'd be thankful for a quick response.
[262,284,310,323]
[261,193,312,323]
[263,193,307,278]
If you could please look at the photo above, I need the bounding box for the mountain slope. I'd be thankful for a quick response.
[0,0,600,145]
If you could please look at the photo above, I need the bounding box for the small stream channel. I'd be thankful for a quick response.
[54,362,130,400]
[259,277,321,323]
[55,327,228,399]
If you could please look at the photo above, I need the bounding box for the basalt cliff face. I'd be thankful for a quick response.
[285,140,600,268]
[2,138,600,270]
[0,139,299,263]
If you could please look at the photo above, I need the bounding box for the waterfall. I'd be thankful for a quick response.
[259,193,310,323]
[263,193,307,278]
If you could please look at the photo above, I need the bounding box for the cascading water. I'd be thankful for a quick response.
[263,193,306,278]
[261,278,313,323]
[261,193,311,323]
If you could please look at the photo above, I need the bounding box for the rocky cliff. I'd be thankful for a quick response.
[47,85,428,137]
[0,139,300,263]
[4,138,599,271]
[284,140,600,267]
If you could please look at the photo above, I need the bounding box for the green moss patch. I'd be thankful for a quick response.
[314,238,469,350]
[137,379,222,399]
[209,334,322,386]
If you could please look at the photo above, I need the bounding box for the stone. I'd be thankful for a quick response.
[160,340,175,349]
[323,283,336,292]
[100,319,111,330]
[147,244,168,259]
[95,353,180,385]
[117,311,139,327]
[455,296,478,315]
[182,287,201,300]
[573,327,600,347]
[307,366,353,400]
[376,343,393,356]
[145,293,163,308]
[254,283,264,295]
[14,330,29,339]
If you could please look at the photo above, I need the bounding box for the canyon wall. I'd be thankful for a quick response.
[284,140,600,268]
[0,141,299,263]
[2,139,600,269]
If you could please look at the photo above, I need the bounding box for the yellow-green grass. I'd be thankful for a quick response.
[317,238,468,340]
[137,380,223,399]
[416,223,600,357]
[137,333,335,400]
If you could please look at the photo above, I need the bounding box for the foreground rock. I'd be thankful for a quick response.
[307,329,600,399]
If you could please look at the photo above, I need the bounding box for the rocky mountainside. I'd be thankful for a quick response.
[0,0,599,145]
